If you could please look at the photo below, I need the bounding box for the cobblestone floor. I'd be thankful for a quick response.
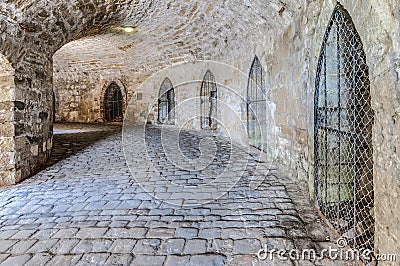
[0,124,355,266]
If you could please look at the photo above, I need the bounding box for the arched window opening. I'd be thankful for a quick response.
[158,78,175,124]
[314,3,374,256]
[200,70,217,130]
[247,56,267,150]
[104,82,123,122]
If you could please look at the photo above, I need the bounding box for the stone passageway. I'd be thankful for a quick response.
[0,124,353,265]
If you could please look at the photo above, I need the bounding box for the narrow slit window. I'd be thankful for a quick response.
[314,3,374,258]
[200,70,217,130]
[247,56,267,150]
[158,78,175,124]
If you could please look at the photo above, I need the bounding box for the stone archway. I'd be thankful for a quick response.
[0,1,144,184]
[104,82,124,122]
[200,70,218,130]
[100,80,127,122]
[158,77,175,125]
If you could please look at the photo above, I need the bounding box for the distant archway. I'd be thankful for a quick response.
[104,82,124,122]
[158,78,175,124]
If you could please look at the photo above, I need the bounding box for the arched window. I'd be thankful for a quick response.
[200,70,217,129]
[104,82,123,122]
[314,3,374,254]
[158,78,175,124]
[247,56,267,150]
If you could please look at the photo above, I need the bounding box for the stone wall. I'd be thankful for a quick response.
[259,0,399,262]
[0,25,54,186]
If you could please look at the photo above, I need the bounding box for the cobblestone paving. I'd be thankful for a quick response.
[0,124,355,265]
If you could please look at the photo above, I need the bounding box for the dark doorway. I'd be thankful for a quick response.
[104,82,123,122]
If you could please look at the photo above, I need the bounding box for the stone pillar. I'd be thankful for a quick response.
[0,54,17,186]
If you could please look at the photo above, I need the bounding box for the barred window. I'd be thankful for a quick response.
[200,70,217,130]
[314,3,374,257]
[104,82,123,122]
[247,56,267,150]
[158,78,175,124]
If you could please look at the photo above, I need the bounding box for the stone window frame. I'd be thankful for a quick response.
[158,77,176,125]
[247,55,267,150]
[200,69,218,130]
[314,2,374,255]
[100,80,127,122]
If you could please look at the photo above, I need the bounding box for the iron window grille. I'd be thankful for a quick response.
[314,3,374,258]
[200,70,218,130]
[247,56,267,150]
[104,82,123,122]
[158,78,175,124]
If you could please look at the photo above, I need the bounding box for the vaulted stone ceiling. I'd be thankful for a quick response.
[1,0,300,59]
[50,0,303,80]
